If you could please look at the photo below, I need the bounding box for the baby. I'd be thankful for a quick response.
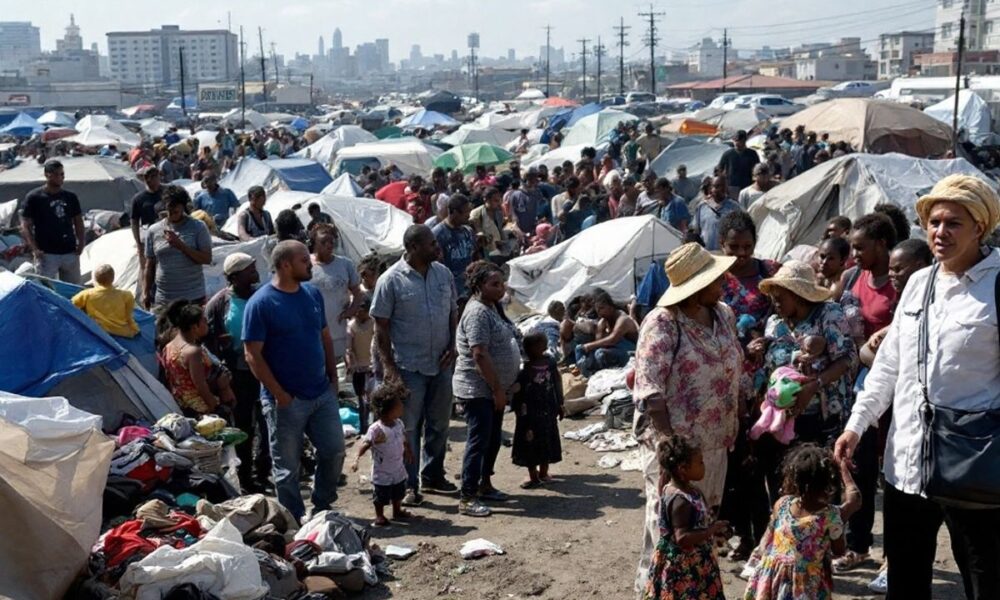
[793,335,828,376]
[71,264,140,338]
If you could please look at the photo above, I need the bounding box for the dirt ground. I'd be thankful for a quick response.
[328,413,966,600]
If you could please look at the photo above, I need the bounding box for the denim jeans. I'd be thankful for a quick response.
[231,368,270,488]
[575,345,630,377]
[261,386,345,521]
[459,396,504,500]
[37,252,81,284]
[398,368,453,490]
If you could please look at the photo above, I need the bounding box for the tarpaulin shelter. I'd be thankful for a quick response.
[372,125,403,139]
[221,108,269,130]
[543,97,579,108]
[649,137,729,181]
[441,124,518,148]
[0,391,115,600]
[749,153,990,260]
[70,115,141,149]
[516,88,546,101]
[417,89,462,114]
[924,89,994,145]
[322,172,364,197]
[218,158,334,202]
[41,127,77,143]
[699,107,770,134]
[120,104,158,118]
[523,143,591,171]
[37,110,76,128]
[0,156,143,212]
[561,109,638,147]
[660,118,718,136]
[0,271,179,428]
[138,118,173,138]
[294,125,378,170]
[332,139,443,177]
[778,99,953,157]
[507,215,684,312]
[397,109,459,129]
[433,142,515,174]
[0,112,44,137]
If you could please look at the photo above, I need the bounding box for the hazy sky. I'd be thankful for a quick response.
[11,0,937,62]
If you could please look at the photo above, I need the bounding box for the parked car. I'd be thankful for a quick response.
[600,95,626,106]
[722,94,757,110]
[625,91,657,104]
[748,95,806,116]
[709,93,739,109]
[816,80,887,99]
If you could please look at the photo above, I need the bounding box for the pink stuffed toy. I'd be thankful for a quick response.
[749,366,809,445]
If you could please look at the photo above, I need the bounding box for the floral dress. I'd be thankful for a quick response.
[162,343,213,415]
[643,485,725,600]
[723,258,781,392]
[744,496,844,600]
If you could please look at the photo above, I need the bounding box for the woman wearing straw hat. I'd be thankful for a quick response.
[632,243,743,592]
[835,174,1000,600]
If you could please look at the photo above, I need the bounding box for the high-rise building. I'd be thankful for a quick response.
[688,38,724,78]
[375,38,389,71]
[0,22,41,72]
[23,14,99,83]
[56,14,84,53]
[332,28,343,50]
[107,25,238,86]
[318,36,325,57]
[878,31,933,78]
[355,42,380,73]
[508,48,516,62]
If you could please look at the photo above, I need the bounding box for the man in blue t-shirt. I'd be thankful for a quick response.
[432,193,479,298]
[194,171,240,228]
[243,239,345,521]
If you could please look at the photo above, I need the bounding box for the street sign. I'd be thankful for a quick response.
[197,86,238,107]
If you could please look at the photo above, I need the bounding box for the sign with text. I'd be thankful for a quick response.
[198,86,238,106]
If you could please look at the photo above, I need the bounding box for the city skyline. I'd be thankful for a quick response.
[4,0,937,64]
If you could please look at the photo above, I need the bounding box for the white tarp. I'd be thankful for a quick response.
[221,108,269,130]
[0,156,143,212]
[322,172,363,197]
[37,110,76,128]
[561,109,638,147]
[749,153,991,260]
[0,392,115,600]
[294,125,377,170]
[332,139,443,177]
[649,137,728,182]
[72,115,141,148]
[924,89,994,145]
[507,215,684,312]
[441,124,519,147]
[524,143,590,171]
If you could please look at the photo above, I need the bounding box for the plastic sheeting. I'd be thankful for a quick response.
[749,153,991,260]
[397,108,459,129]
[507,215,683,312]
[924,90,994,145]
[0,155,144,212]
[322,172,364,197]
[560,109,638,147]
[0,391,115,600]
[649,137,728,181]
[293,125,377,170]
[218,158,333,202]
[0,112,44,137]
[332,139,443,177]
[523,143,591,171]
[441,124,519,148]
[295,511,377,585]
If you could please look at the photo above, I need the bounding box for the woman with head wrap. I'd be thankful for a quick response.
[835,174,1000,600]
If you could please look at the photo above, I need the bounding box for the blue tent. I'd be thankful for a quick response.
[289,116,309,131]
[564,103,604,128]
[219,158,334,201]
[398,108,459,129]
[0,112,44,137]
[541,103,603,144]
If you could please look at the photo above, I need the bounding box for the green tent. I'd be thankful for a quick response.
[433,142,515,174]
[373,125,403,139]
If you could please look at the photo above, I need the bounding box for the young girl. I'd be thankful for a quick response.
[350,380,415,527]
[511,333,564,489]
[346,294,375,434]
[643,434,728,600]
[744,444,861,600]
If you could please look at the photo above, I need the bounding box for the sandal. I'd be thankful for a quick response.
[371,517,390,528]
[520,479,543,489]
[833,550,870,573]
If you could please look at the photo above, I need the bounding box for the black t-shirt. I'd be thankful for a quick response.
[20,186,82,254]
[130,189,164,226]
[718,148,760,189]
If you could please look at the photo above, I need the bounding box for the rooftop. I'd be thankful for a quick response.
[667,74,832,90]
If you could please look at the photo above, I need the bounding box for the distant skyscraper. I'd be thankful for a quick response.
[375,38,389,71]
[56,14,84,53]
[410,44,422,63]
[318,36,325,57]
[508,48,515,62]
[0,21,40,72]
[332,28,343,50]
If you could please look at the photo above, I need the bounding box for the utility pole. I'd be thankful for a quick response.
[270,42,279,90]
[953,9,966,154]
[178,47,187,118]
[309,73,314,109]
[471,47,479,102]
[594,37,606,101]
[614,17,631,95]
[722,29,730,92]
[639,5,664,95]
[577,37,590,102]
[543,25,553,97]
[258,27,267,105]
[239,26,246,128]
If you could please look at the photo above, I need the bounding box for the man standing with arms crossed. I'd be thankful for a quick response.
[243,240,346,522]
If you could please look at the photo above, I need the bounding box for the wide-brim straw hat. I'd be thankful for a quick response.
[915,174,1000,238]
[759,260,832,303]
[657,243,736,307]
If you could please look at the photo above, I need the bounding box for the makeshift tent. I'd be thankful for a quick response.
[0,112,43,137]
[289,116,309,131]
[70,115,141,149]
[649,137,729,181]
[322,172,363,197]
[120,104,158,118]
[542,96,579,108]
[218,157,333,202]
[372,125,402,139]
[332,139,443,177]
[516,88,546,101]
[441,124,518,147]
[563,103,605,128]
[0,156,143,212]
[778,99,953,157]
[138,118,173,138]
[397,109,459,129]
[191,129,221,153]
[0,391,115,600]
[507,215,684,312]
[417,89,462,114]
[222,191,411,259]
[749,153,990,260]
[221,108,269,130]
[433,142,514,174]
[660,118,718,136]
[475,111,525,130]
[924,90,994,145]
[700,107,771,134]
[561,109,638,147]
[37,110,76,128]
[293,125,378,170]
[0,271,179,428]
[523,143,591,171]
[41,127,77,143]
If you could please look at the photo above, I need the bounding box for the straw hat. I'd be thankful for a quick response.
[759,260,832,303]
[915,174,1000,238]
[657,243,736,307]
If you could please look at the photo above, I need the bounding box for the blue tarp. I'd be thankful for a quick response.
[0,272,129,396]
[266,158,333,193]
[289,117,309,131]
[398,109,459,129]
[0,112,44,137]
[542,104,602,144]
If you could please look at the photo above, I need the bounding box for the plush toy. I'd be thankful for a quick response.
[735,314,757,341]
[750,366,808,445]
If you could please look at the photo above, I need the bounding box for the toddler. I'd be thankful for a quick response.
[511,333,565,488]
[72,264,140,338]
[346,294,375,434]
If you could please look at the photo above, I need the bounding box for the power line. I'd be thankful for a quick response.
[614,17,631,95]
[543,25,553,97]
[577,37,590,102]
[638,4,665,94]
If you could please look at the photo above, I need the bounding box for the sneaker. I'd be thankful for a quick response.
[402,489,424,507]
[459,498,491,517]
[868,569,888,594]
[478,488,510,502]
[421,477,459,494]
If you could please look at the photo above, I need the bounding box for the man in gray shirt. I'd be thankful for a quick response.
[143,186,213,310]
[670,164,700,203]
[370,224,459,506]
[691,175,741,252]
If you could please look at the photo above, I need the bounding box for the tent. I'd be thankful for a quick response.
[523,143,591,171]
[322,172,363,197]
[777,99,953,157]
[70,115,141,148]
[0,271,179,429]
[397,109,459,129]
[507,215,684,312]
[561,109,638,147]
[542,96,579,108]
[0,391,115,600]
[218,158,334,202]
[120,104,158,118]
[700,107,770,134]
[221,191,411,259]
[139,118,173,138]
[649,137,729,181]
[0,156,143,212]
[37,110,76,128]
[0,112,43,137]
[221,108,269,130]
[924,90,994,145]
[41,127,77,143]
[441,124,518,147]
[433,142,514,174]
[748,153,991,260]
[293,125,378,170]
[332,139,443,177]
[418,89,462,114]
[516,88,546,101]
[660,118,718,136]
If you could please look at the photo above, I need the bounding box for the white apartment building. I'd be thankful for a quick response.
[879,31,934,78]
[688,38,725,78]
[934,0,1000,51]
[0,22,41,73]
[107,25,238,86]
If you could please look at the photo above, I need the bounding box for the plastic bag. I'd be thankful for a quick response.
[459,538,505,559]
[339,407,360,430]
